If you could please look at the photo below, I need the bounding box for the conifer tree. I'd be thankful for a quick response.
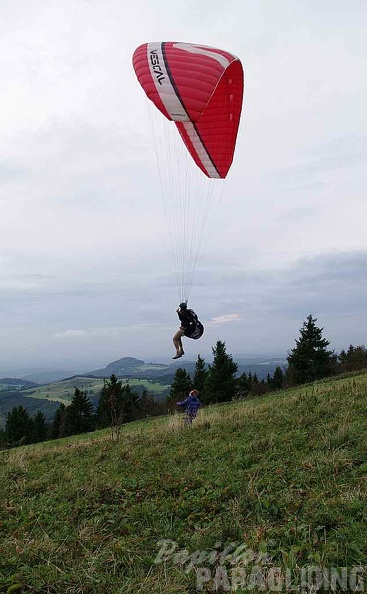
[168,368,192,410]
[5,406,34,445]
[287,314,335,385]
[338,344,367,372]
[64,388,95,436]
[97,374,120,428]
[236,371,251,398]
[96,374,140,429]
[52,403,67,439]
[270,366,284,390]
[139,388,167,417]
[119,384,141,423]
[32,411,48,442]
[193,355,208,395]
[204,341,238,403]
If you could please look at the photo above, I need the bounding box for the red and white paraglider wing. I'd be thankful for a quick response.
[132,42,244,178]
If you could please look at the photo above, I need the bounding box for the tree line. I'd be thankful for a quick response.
[0,378,166,449]
[1,314,367,448]
[169,315,367,404]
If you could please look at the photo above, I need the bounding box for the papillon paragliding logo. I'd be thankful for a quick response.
[132,41,244,303]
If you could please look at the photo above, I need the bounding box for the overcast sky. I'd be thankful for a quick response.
[0,0,366,371]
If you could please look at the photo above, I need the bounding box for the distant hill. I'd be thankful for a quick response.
[20,370,84,385]
[87,355,286,382]
[0,354,287,385]
[0,378,38,389]
[89,356,172,378]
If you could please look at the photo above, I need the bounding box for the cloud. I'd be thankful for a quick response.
[207,314,241,326]
[0,160,28,181]
[273,135,367,184]
[0,0,366,367]
[54,329,86,339]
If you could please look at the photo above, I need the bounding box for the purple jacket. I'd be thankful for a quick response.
[176,394,202,417]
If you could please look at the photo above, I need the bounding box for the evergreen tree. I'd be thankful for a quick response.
[169,368,192,406]
[97,375,120,428]
[0,428,6,449]
[338,344,367,372]
[32,411,47,443]
[97,374,123,437]
[204,341,238,403]
[236,371,251,398]
[139,388,167,417]
[52,403,67,439]
[270,366,284,390]
[5,406,34,445]
[64,388,95,436]
[256,378,269,396]
[287,314,335,385]
[119,384,141,423]
[96,374,140,429]
[193,355,208,395]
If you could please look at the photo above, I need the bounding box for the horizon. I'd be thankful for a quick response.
[0,350,289,378]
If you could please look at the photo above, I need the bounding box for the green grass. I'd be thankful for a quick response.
[1,374,366,593]
[22,377,170,405]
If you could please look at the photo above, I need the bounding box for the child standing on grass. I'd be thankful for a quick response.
[176,389,202,425]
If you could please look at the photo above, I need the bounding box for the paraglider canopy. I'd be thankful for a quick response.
[133,42,244,179]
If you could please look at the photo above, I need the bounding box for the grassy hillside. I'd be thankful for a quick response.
[0,377,171,429]
[22,377,171,404]
[0,374,366,593]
